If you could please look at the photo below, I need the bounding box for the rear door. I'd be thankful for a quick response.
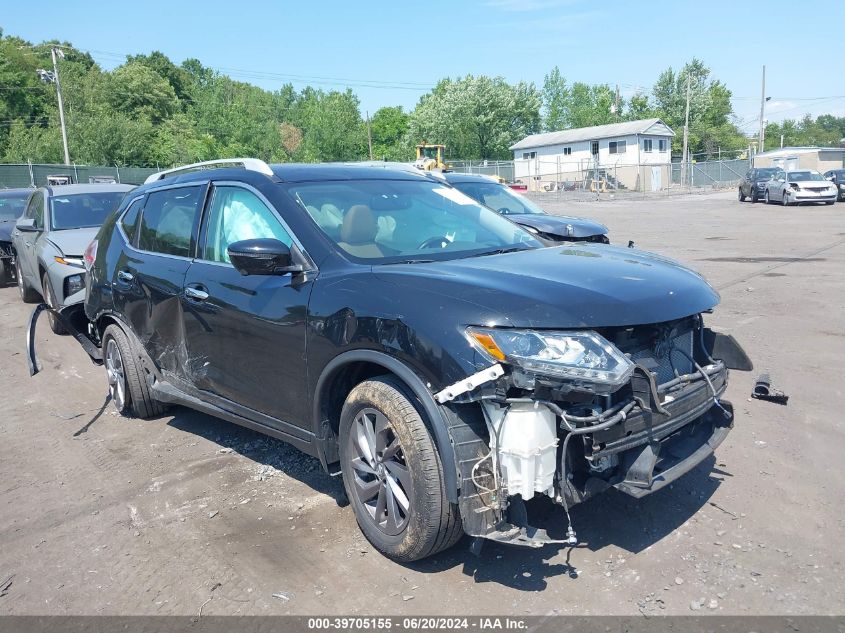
[111,183,207,382]
[181,182,314,429]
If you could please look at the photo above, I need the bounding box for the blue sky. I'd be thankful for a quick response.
[3,0,844,131]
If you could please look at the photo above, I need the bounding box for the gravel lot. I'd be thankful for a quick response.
[1,190,843,616]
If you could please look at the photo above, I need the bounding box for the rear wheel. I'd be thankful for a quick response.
[42,272,66,335]
[16,259,39,303]
[339,376,462,562]
[101,324,166,419]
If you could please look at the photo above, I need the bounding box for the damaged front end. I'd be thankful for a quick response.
[438,314,752,549]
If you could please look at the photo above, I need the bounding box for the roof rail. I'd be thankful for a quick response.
[143,158,274,184]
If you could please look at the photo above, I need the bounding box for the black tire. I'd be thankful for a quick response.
[339,376,462,562]
[101,324,166,419]
[751,190,758,203]
[16,258,39,303]
[764,190,771,205]
[42,272,67,335]
[825,200,834,205]
[738,187,746,202]
[782,192,790,206]
[0,260,7,286]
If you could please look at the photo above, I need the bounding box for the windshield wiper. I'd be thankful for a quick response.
[385,258,437,265]
[461,246,530,259]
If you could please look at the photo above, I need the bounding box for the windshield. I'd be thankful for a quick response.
[0,192,30,222]
[288,179,540,263]
[450,181,545,216]
[787,171,824,182]
[753,168,779,179]
[49,192,126,230]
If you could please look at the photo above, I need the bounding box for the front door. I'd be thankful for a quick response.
[16,191,44,286]
[181,183,313,428]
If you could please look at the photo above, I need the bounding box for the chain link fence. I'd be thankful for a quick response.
[449,157,751,194]
[0,163,158,189]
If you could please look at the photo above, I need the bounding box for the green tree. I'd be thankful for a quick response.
[294,88,367,162]
[408,75,541,160]
[369,106,409,160]
[541,66,570,131]
[651,58,745,157]
[107,63,179,124]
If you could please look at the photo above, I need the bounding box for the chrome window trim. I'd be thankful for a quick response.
[121,182,208,261]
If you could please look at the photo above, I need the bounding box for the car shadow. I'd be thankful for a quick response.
[164,405,347,503]
[80,403,728,592]
[407,456,727,591]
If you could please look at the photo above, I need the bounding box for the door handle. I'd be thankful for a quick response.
[117,270,134,282]
[184,286,209,301]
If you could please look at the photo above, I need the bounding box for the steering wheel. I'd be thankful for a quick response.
[418,236,451,250]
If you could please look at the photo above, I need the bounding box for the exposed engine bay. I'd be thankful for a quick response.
[437,314,752,549]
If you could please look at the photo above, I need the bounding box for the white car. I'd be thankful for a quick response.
[764,169,837,206]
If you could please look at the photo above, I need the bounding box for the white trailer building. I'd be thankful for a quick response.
[510,118,675,192]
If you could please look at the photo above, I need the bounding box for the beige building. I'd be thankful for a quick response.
[754,147,845,172]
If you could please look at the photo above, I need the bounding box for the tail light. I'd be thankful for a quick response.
[84,239,98,270]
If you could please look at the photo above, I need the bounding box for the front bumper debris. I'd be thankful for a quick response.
[27,303,102,376]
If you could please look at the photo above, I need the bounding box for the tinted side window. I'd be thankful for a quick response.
[120,198,144,245]
[138,186,204,257]
[202,186,292,263]
[27,192,45,228]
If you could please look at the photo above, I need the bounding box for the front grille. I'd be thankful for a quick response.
[0,241,13,258]
[806,187,828,193]
[602,317,697,386]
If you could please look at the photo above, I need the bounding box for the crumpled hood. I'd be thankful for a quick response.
[0,220,13,243]
[508,213,608,238]
[375,244,719,328]
[45,227,99,257]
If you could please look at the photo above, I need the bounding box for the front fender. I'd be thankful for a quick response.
[312,349,460,503]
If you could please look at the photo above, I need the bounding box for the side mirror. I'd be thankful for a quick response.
[16,217,39,232]
[826,176,835,181]
[778,178,785,183]
[227,238,304,276]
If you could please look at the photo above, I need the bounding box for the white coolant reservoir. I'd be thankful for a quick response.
[483,401,559,501]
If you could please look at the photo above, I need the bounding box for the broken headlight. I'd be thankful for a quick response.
[467,327,634,387]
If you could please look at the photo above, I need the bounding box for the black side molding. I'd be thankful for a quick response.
[27,303,102,377]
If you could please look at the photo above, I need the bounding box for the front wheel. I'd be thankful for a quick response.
[738,188,746,202]
[782,192,790,206]
[764,190,771,205]
[339,376,462,562]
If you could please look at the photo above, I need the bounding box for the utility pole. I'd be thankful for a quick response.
[757,65,766,155]
[613,84,620,121]
[681,74,691,187]
[50,46,71,166]
[366,111,373,160]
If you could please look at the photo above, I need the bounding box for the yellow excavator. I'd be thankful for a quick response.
[414,143,450,172]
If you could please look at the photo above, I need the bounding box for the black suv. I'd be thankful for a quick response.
[738,167,781,203]
[31,159,751,562]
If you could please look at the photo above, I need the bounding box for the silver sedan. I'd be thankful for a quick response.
[764,169,837,206]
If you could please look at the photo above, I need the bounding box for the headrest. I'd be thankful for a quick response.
[340,205,378,244]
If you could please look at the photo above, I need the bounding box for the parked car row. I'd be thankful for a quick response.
[739,168,839,206]
[20,158,750,563]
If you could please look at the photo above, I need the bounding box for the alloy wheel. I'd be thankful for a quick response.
[105,338,126,411]
[346,407,413,536]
